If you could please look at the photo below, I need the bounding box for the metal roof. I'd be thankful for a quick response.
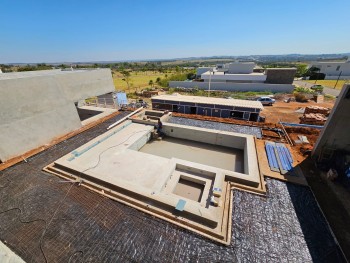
[152,94,264,109]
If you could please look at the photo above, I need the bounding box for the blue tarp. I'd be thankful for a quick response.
[115,92,128,106]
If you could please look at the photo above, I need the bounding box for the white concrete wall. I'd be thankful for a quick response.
[169,81,294,93]
[310,62,350,76]
[226,62,255,74]
[201,72,266,82]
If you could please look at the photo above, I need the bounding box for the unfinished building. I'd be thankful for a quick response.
[0,69,117,163]
[0,87,347,261]
[151,94,264,121]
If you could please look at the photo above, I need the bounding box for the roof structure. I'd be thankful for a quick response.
[152,94,264,109]
[0,113,345,262]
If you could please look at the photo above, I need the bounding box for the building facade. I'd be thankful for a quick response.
[151,94,263,121]
[309,60,350,80]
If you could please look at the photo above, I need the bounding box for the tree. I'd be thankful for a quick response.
[149,80,154,87]
[295,64,308,77]
[120,70,131,93]
[156,77,161,86]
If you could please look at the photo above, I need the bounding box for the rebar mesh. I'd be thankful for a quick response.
[0,112,345,263]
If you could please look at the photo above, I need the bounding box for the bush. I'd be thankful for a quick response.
[294,92,308,102]
[294,86,314,94]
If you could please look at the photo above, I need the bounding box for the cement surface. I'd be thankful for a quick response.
[0,241,25,263]
[0,69,115,162]
[78,106,117,126]
[139,137,244,172]
[0,113,345,262]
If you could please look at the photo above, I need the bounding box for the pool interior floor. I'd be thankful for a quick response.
[139,137,244,173]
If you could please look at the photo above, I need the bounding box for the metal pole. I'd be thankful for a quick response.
[334,71,342,89]
[208,69,212,97]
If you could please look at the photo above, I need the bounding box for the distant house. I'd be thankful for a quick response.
[170,61,296,93]
[308,60,350,80]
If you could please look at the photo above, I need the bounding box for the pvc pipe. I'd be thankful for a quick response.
[107,107,144,130]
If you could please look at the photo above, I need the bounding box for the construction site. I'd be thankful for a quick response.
[0,69,349,262]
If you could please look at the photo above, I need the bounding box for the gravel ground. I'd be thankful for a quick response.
[167,116,262,138]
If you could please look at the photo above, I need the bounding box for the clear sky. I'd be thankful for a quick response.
[1,0,349,63]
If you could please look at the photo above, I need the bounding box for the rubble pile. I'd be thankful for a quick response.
[300,113,327,125]
[304,106,330,116]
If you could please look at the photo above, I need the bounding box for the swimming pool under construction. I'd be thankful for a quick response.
[44,111,265,244]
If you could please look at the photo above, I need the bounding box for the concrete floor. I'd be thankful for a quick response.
[139,137,244,172]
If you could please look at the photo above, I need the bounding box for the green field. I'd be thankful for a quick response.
[113,71,170,93]
[306,79,349,90]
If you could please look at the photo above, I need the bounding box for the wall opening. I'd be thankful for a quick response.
[230,110,244,119]
[190,106,197,114]
[249,113,259,122]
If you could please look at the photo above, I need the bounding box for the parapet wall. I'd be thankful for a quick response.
[0,69,115,162]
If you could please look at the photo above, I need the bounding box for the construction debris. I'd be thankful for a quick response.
[304,106,330,116]
[300,113,327,125]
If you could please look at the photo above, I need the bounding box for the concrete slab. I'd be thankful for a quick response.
[0,241,25,263]
[45,119,262,244]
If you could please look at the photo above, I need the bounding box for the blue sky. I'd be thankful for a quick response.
[1,0,349,63]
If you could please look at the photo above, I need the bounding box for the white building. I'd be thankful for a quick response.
[309,60,350,80]
[199,62,266,83]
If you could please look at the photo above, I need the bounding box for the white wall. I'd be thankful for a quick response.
[169,81,294,93]
[226,62,255,74]
[201,72,266,82]
[310,62,350,76]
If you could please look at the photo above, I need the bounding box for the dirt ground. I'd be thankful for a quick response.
[261,100,335,123]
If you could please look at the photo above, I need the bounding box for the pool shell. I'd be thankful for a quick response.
[44,118,262,244]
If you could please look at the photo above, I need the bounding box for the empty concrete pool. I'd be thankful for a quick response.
[139,137,244,172]
[44,114,262,245]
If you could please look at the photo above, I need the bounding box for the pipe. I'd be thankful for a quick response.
[107,107,144,130]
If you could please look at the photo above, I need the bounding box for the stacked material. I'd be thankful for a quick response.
[265,141,293,175]
[304,106,330,116]
[300,113,327,125]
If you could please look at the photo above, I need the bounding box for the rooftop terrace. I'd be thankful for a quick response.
[0,112,345,262]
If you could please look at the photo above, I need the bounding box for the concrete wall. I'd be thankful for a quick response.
[53,69,115,102]
[169,81,294,93]
[0,77,82,162]
[201,72,266,82]
[310,62,350,76]
[225,62,255,74]
[313,84,350,158]
[265,68,297,84]
[0,69,115,162]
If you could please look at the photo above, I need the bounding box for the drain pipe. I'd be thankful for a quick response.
[107,107,144,130]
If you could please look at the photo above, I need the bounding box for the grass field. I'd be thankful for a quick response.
[113,71,170,93]
[306,79,349,90]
